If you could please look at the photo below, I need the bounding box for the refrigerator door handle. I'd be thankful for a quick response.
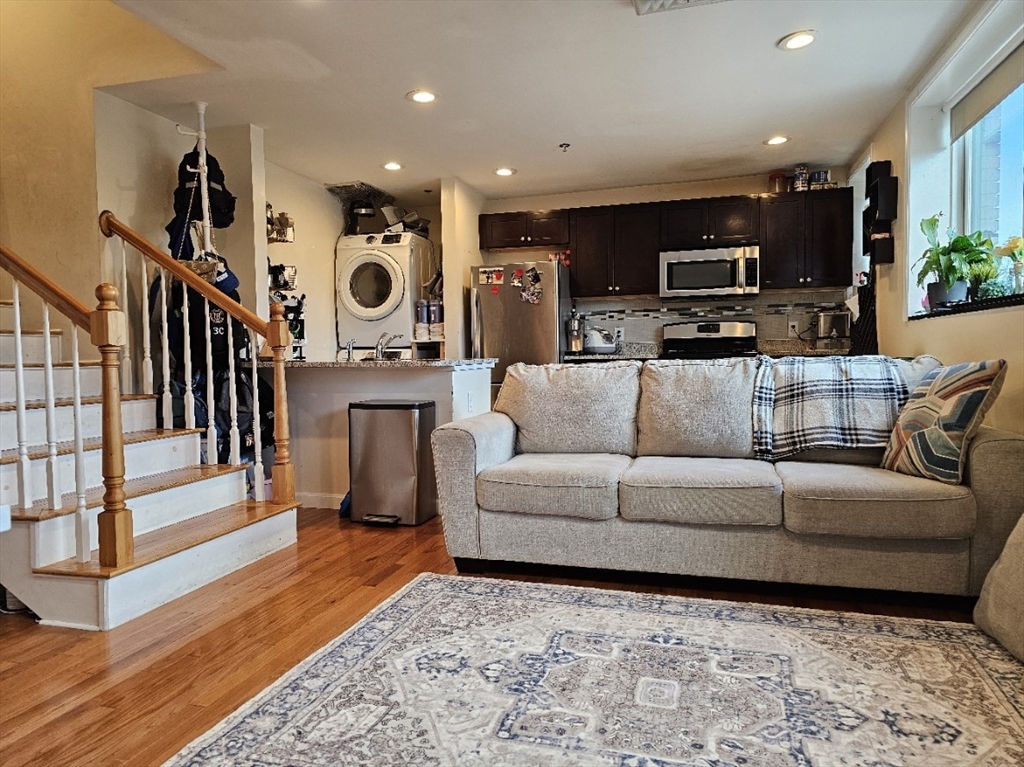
[471,288,482,358]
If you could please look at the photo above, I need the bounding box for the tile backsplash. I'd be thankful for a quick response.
[577,289,853,347]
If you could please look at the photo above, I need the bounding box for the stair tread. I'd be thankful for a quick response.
[10,464,246,521]
[33,499,300,579]
[0,361,101,368]
[0,393,154,412]
[0,427,203,465]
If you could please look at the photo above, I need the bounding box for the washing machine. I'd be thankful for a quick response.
[336,232,432,357]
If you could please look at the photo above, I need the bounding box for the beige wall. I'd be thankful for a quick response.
[264,162,346,361]
[0,0,215,309]
[864,95,1024,435]
[441,178,485,359]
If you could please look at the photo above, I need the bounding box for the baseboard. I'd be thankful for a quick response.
[295,491,345,511]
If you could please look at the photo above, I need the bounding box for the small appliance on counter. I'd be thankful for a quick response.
[583,326,617,354]
[660,321,758,359]
[815,309,852,351]
[567,304,585,353]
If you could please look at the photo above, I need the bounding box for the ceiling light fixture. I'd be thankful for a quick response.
[406,90,436,103]
[763,136,789,146]
[382,162,403,171]
[494,168,516,177]
[777,30,815,50]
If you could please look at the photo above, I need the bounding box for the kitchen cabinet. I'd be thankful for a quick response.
[759,187,853,289]
[569,204,659,297]
[660,196,759,250]
[478,209,569,249]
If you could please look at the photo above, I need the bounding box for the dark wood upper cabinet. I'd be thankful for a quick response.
[759,187,853,289]
[613,204,660,295]
[569,207,615,298]
[479,209,569,249]
[568,205,659,297]
[661,196,758,250]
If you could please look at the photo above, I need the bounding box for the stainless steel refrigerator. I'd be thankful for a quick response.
[470,261,571,400]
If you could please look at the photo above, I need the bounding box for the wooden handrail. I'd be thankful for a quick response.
[0,244,92,332]
[98,211,269,337]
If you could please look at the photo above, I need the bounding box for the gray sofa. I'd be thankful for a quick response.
[431,358,1024,596]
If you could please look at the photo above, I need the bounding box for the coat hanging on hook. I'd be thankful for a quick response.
[173,147,236,229]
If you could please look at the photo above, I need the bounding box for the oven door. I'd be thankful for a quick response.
[660,249,741,297]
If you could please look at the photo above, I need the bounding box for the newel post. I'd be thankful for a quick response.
[92,284,133,567]
[268,302,295,504]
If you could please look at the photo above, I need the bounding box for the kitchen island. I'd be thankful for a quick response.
[264,358,495,510]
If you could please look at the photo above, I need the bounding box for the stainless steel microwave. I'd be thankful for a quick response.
[660,246,759,298]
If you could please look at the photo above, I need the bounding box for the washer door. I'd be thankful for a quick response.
[338,250,405,321]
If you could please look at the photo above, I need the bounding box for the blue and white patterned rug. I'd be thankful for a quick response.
[165,574,1024,766]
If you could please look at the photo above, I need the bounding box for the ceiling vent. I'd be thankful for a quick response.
[632,0,732,15]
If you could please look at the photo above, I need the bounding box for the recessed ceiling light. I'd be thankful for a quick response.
[494,168,516,177]
[406,90,436,103]
[777,30,815,50]
[382,162,403,171]
[763,136,789,146]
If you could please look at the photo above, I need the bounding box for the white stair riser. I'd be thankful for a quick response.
[0,334,63,365]
[0,432,201,507]
[0,524,101,630]
[0,398,156,451]
[100,509,296,630]
[30,470,247,567]
[0,366,102,404]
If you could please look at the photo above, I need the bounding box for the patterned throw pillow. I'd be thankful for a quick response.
[882,359,1007,484]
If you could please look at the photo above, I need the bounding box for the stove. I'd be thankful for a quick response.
[660,321,758,359]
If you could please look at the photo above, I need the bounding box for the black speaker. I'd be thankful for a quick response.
[869,176,899,223]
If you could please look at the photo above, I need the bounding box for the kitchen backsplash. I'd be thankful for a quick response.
[577,289,853,347]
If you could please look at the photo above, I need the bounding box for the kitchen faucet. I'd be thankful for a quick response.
[374,332,404,359]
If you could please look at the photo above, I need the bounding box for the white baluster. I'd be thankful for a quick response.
[11,281,32,510]
[159,267,172,430]
[204,297,216,464]
[40,301,61,509]
[226,315,240,465]
[71,328,89,563]
[182,283,195,429]
[140,259,153,395]
[250,329,264,501]
[119,239,132,392]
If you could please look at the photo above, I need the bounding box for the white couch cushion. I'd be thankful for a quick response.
[477,453,632,520]
[776,461,976,539]
[636,358,759,458]
[619,457,782,526]
[495,362,642,455]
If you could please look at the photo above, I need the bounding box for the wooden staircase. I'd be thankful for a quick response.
[0,232,299,630]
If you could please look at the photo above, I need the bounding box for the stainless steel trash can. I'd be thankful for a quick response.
[348,400,437,525]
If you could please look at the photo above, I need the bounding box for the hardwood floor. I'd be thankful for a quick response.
[0,509,975,767]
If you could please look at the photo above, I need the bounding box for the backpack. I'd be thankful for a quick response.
[173,147,236,229]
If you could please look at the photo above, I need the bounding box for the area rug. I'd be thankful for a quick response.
[165,573,1024,766]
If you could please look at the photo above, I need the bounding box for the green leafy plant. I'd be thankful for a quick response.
[915,213,994,289]
[967,259,999,289]
[978,279,1010,300]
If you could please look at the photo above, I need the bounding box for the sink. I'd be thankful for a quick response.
[361,351,402,361]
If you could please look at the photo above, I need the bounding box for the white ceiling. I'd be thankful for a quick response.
[110,0,976,207]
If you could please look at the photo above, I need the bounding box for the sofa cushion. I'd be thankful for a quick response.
[636,359,759,458]
[776,461,976,539]
[974,512,1024,662]
[619,457,782,526]
[882,359,1007,485]
[477,453,632,520]
[495,362,642,455]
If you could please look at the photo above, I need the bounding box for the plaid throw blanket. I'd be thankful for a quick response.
[753,355,909,460]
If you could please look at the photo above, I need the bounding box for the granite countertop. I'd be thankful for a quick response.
[258,358,497,370]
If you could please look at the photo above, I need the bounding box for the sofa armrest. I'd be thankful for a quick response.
[965,425,1024,594]
[431,412,517,558]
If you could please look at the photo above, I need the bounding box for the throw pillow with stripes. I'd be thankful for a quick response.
[882,359,1007,484]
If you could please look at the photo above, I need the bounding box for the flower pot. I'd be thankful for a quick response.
[927,280,968,307]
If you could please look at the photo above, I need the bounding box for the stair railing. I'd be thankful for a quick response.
[0,245,100,563]
[98,211,294,512]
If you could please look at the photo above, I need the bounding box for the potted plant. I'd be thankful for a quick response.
[967,259,999,301]
[915,213,993,307]
[995,236,1024,294]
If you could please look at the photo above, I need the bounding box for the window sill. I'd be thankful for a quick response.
[909,292,1024,320]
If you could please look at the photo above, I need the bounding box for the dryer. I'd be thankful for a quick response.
[335,232,431,355]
